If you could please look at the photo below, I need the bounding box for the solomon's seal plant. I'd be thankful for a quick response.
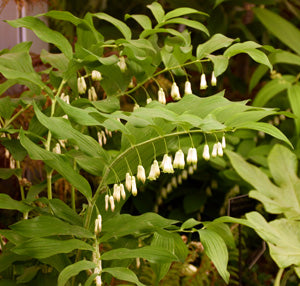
[0,2,291,285]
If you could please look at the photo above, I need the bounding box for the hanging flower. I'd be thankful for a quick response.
[77,76,87,94]
[202,144,210,161]
[125,172,132,191]
[211,71,217,86]
[217,142,223,157]
[211,143,218,158]
[158,88,166,104]
[133,104,140,111]
[61,93,70,104]
[118,56,127,72]
[92,70,102,81]
[113,184,121,202]
[161,154,174,173]
[171,177,178,188]
[187,147,197,164]
[88,87,97,101]
[94,214,102,235]
[131,176,137,196]
[109,195,115,212]
[188,165,194,175]
[147,98,152,104]
[105,194,109,211]
[53,143,61,154]
[200,73,207,90]
[171,82,181,101]
[173,149,185,169]
[120,184,126,200]
[181,169,188,180]
[128,78,135,88]
[184,81,192,95]
[221,135,226,149]
[137,165,146,183]
[177,174,182,185]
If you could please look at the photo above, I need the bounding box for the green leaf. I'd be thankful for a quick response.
[125,14,152,30]
[57,260,96,286]
[101,246,179,264]
[16,266,40,284]
[10,216,93,238]
[157,18,209,36]
[163,7,208,20]
[288,84,300,135]
[224,42,272,69]
[254,8,300,55]
[207,55,229,77]
[252,76,293,107]
[196,34,235,59]
[19,129,92,200]
[43,10,83,26]
[0,248,29,272]
[0,193,31,213]
[235,121,292,148]
[49,198,83,226]
[198,229,230,283]
[181,218,202,230]
[0,168,21,180]
[93,13,131,40]
[102,267,146,286]
[140,28,188,43]
[246,212,300,268]
[6,16,73,59]
[147,2,165,24]
[0,96,17,119]
[12,238,93,259]
[1,138,28,161]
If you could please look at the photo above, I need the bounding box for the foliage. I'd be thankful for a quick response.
[0,1,294,286]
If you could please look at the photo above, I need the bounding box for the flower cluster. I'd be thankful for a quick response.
[200,72,217,90]
[97,128,112,147]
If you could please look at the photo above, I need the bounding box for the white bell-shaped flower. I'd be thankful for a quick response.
[125,172,132,191]
[211,71,217,86]
[184,81,192,95]
[202,144,210,161]
[221,135,226,149]
[187,147,197,164]
[92,70,102,81]
[131,176,138,196]
[158,88,166,104]
[171,82,181,101]
[113,184,121,202]
[211,143,218,158]
[88,86,97,101]
[120,183,126,200]
[105,194,109,211]
[161,154,174,173]
[173,149,185,169]
[200,73,207,90]
[137,165,146,183]
[77,77,87,94]
[217,142,223,157]
[109,195,115,212]
[94,214,102,235]
[118,56,127,72]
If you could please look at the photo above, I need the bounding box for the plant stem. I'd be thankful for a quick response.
[47,170,53,200]
[274,268,284,286]
[16,161,25,201]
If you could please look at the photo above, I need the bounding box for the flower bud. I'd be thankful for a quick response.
[53,143,61,154]
[131,176,137,196]
[105,194,109,211]
[92,70,102,81]
[211,143,218,158]
[221,135,226,149]
[125,172,132,191]
[94,214,102,235]
[120,184,126,200]
[217,142,223,157]
[88,86,97,101]
[109,195,115,212]
[113,184,121,202]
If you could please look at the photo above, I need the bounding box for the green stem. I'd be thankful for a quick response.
[71,160,76,211]
[274,268,284,286]
[4,104,31,128]
[16,161,25,201]
[46,170,53,200]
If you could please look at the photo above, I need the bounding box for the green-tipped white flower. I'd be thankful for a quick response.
[120,183,126,200]
[171,82,181,101]
[94,214,102,235]
[148,160,160,181]
[184,81,192,95]
[53,143,61,154]
[161,154,174,173]
[221,135,226,149]
[125,172,132,191]
[109,195,115,212]
[173,149,185,169]
[171,177,178,188]
[182,169,188,180]
[211,143,218,158]
[187,147,197,165]
[200,73,207,90]
[137,165,146,183]
[61,93,70,104]
[92,70,102,81]
[158,88,166,104]
[77,76,87,94]
[133,104,140,111]
[217,142,223,157]
[147,97,152,104]
[211,71,217,86]
[202,144,210,161]
[113,184,121,202]
[118,56,127,72]
[131,176,137,196]
[105,194,109,211]
[88,86,97,101]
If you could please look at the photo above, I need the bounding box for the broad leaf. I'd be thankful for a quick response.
[0,193,32,213]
